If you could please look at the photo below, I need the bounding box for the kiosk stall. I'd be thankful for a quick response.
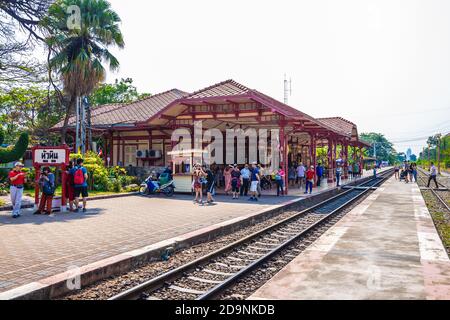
[167,149,208,193]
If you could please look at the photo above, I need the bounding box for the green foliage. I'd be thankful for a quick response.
[110,178,122,193]
[360,132,396,164]
[419,134,450,169]
[0,86,64,145]
[70,152,136,192]
[71,151,110,191]
[89,78,151,106]
[0,128,29,164]
[45,0,125,97]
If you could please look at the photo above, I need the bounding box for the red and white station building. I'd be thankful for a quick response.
[54,79,370,194]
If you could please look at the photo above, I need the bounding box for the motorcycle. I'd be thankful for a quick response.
[140,173,175,197]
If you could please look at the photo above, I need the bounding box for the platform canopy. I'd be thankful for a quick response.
[137,80,362,144]
[53,79,369,148]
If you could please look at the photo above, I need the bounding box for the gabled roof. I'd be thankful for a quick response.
[184,79,250,99]
[53,89,187,129]
[317,117,356,137]
[179,79,313,119]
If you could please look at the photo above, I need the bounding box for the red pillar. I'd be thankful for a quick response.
[327,138,333,183]
[109,133,114,167]
[359,146,364,175]
[310,133,317,187]
[343,141,349,179]
[34,165,40,206]
[333,139,337,182]
[280,126,288,195]
[61,164,67,208]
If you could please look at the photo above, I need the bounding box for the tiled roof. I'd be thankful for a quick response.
[184,79,250,99]
[53,89,187,128]
[183,79,317,121]
[251,89,313,119]
[317,117,356,137]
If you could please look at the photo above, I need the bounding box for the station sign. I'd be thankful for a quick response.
[32,146,70,165]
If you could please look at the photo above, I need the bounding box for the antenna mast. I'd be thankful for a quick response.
[284,74,292,104]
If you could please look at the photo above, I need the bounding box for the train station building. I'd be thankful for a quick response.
[54,79,371,193]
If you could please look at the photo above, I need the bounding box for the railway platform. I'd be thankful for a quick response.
[0,168,389,299]
[250,176,450,300]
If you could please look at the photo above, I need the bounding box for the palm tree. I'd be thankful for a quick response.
[44,0,124,144]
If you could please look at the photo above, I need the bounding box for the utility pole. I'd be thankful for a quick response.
[437,133,442,175]
[80,96,86,155]
[75,96,80,153]
[84,97,92,152]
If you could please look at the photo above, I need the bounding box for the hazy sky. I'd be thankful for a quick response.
[105,0,450,155]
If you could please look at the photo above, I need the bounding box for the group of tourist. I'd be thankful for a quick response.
[394,161,418,184]
[393,161,440,189]
[192,161,338,205]
[192,162,262,205]
[7,159,89,218]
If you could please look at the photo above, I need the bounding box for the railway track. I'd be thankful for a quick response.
[417,167,450,213]
[110,170,393,301]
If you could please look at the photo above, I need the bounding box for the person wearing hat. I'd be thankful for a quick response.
[8,162,27,218]
[248,162,260,201]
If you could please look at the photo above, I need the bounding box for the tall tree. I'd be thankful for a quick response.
[44,0,124,143]
[0,0,51,86]
[0,86,65,144]
[89,78,150,106]
[360,132,397,164]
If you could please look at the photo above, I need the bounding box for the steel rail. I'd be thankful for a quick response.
[196,174,389,300]
[417,169,450,213]
[417,167,448,189]
[110,169,393,300]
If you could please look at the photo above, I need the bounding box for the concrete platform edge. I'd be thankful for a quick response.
[0,177,375,300]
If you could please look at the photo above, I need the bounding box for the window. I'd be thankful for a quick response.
[124,145,137,167]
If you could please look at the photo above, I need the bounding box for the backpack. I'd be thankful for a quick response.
[74,167,85,185]
[43,183,55,196]
[43,174,55,195]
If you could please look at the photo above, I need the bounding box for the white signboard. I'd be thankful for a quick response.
[34,149,67,165]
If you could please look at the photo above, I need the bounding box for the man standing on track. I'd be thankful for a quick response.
[427,162,439,189]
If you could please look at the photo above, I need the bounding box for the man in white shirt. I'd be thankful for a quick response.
[296,162,306,189]
[240,164,251,196]
[427,162,439,189]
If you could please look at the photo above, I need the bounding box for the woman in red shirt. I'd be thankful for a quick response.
[8,162,27,218]
[304,165,315,195]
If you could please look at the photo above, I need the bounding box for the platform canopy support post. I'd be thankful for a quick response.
[327,138,333,183]
[333,138,337,182]
[280,125,288,195]
[343,141,348,179]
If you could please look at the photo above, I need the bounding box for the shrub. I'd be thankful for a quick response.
[110,178,122,193]
[70,152,136,192]
[0,181,8,196]
[71,152,110,191]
